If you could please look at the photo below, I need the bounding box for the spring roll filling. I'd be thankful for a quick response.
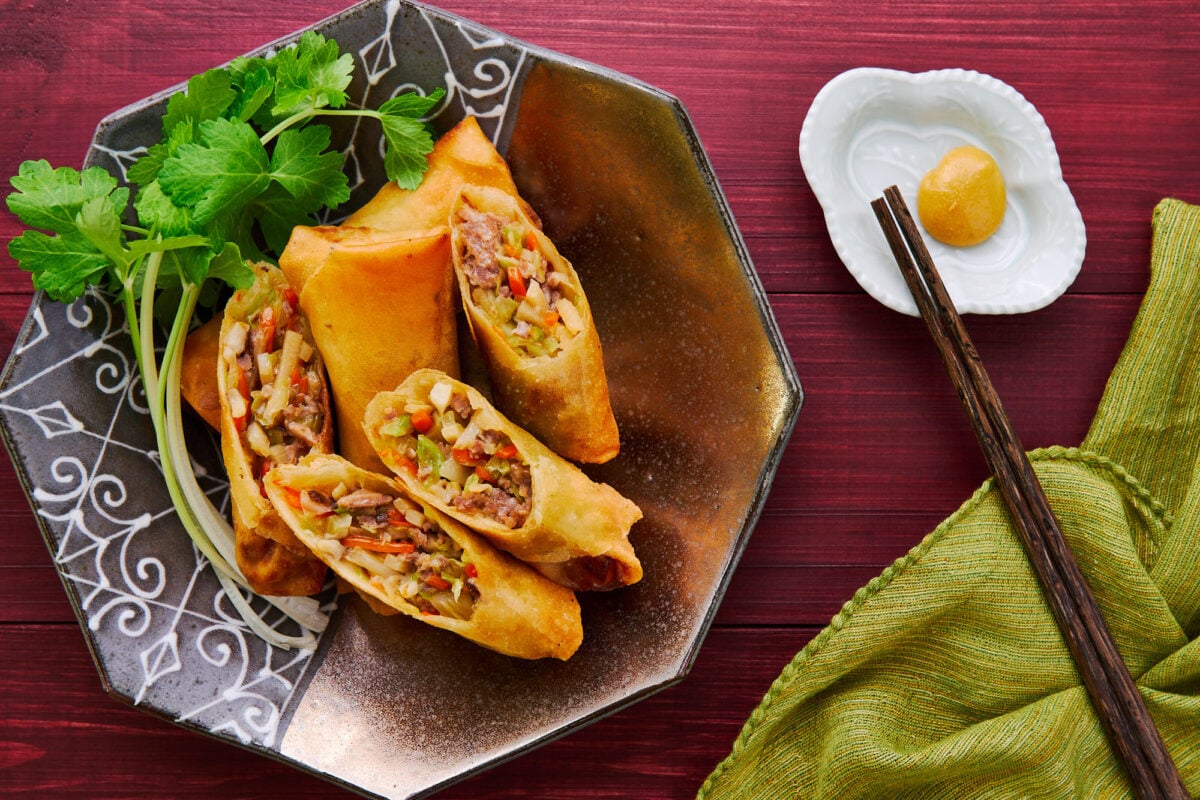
[374,380,533,528]
[223,284,326,482]
[455,205,583,358]
[288,484,479,619]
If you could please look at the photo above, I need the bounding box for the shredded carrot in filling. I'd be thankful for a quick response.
[302,485,478,619]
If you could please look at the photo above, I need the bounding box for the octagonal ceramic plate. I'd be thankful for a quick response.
[800,67,1086,316]
[0,1,802,798]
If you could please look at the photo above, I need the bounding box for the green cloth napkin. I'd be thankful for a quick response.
[699,198,1200,799]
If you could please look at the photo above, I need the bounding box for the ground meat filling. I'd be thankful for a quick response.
[374,381,533,529]
[457,205,504,289]
[302,486,479,619]
[559,555,624,592]
[451,475,528,529]
[224,289,326,483]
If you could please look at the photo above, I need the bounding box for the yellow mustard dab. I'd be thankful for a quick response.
[917,146,1006,246]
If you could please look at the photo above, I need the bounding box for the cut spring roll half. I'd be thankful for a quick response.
[364,369,642,591]
[264,454,583,660]
[451,184,620,464]
[218,263,331,596]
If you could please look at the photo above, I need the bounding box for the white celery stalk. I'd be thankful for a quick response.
[125,251,329,650]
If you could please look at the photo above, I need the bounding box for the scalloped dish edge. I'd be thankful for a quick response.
[800,67,1086,316]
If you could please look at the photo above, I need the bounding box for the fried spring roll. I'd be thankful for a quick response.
[451,184,620,463]
[346,116,539,232]
[264,454,583,660]
[279,227,457,471]
[364,369,642,591]
[217,264,330,596]
[180,314,223,430]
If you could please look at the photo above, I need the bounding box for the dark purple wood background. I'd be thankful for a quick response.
[2,0,1198,797]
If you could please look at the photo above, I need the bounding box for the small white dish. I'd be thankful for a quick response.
[799,67,1086,316]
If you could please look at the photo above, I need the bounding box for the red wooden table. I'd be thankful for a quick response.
[2,1,1198,797]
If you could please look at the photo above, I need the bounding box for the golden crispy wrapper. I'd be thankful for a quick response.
[335,576,401,617]
[231,518,326,598]
[451,184,620,463]
[346,116,539,232]
[364,369,642,591]
[264,454,583,660]
[279,227,458,471]
[180,314,223,431]
[217,264,330,596]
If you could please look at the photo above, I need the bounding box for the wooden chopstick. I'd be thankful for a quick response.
[871,185,1188,800]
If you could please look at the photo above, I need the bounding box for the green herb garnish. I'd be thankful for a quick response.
[4,31,445,649]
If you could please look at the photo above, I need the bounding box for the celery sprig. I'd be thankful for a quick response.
[5,32,442,649]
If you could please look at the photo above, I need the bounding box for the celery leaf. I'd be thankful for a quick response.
[158,117,270,225]
[162,68,236,138]
[272,31,353,117]
[7,161,128,235]
[268,124,348,210]
[378,88,445,188]
[7,229,111,302]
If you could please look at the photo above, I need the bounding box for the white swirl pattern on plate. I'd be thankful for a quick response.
[800,67,1086,316]
[0,8,523,750]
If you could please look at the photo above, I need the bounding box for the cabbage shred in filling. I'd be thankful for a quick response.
[375,380,532,528]
[223,284,326,481]
[299,485,479,619]
[455,205,585,358]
